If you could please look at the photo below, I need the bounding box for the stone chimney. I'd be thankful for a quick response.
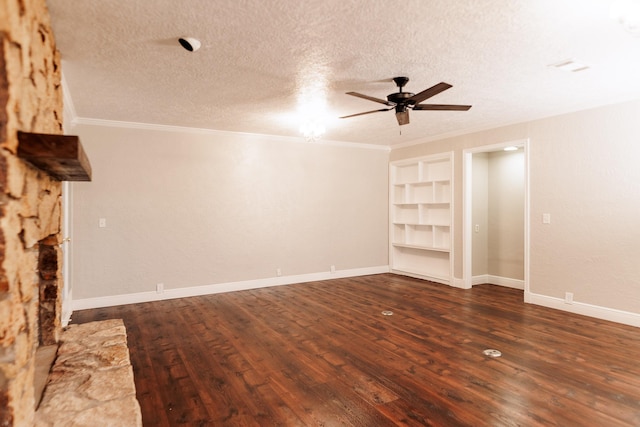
[0,0,65,425]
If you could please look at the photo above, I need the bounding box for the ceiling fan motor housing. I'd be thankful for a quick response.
[388,76,414,105]
[387,91,415,105]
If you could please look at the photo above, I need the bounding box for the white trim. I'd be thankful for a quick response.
[472,274,489,286]
[60,181,73,327]
[526,292,640,328]
[523,138,531,297]
[449,153,455,286]
[71,117,390,152]
[462,150,473,289]
[60,69,76,327]
[61,69,78,130]
[71,266,389,311]
[62,289,72,327]
[390,269,450,286]
[451,277,471,289]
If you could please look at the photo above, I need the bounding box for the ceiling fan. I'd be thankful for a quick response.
[340,77,471,126]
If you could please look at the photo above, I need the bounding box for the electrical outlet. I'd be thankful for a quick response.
[276,268,282,277]
[542,213,551,224]
[330,265,336,273]
[99,218,106,228]
[564,292,573,304]
[156,283,164,294]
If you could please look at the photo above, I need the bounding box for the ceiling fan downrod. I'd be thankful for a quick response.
[393,76,410,91]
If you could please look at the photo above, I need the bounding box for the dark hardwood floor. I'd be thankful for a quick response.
[72,274,640,426]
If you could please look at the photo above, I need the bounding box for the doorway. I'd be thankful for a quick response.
[462,140,529,294]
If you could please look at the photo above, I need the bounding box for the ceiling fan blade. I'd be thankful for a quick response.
[340,107,393,119]
[406,82,452,105]
[346,92,394,106]
[412,104,472,111]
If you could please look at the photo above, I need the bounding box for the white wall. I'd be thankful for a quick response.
[69,123,389,302]
[391,99,640,321]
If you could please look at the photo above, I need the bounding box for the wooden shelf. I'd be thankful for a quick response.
[17,131,92,181]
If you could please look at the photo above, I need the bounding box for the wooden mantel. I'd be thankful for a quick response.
[17,131,92,181]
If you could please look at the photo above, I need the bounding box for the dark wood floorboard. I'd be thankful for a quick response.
[72,274,640,426]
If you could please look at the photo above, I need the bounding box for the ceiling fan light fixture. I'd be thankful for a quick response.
[395,110,410,126]
[299,120,325,142]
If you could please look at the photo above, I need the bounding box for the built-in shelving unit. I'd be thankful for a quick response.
[389,153,453,284]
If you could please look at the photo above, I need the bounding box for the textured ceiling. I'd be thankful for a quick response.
[47,0,640,147]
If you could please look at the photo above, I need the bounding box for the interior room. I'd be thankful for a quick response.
[2,0,640,425]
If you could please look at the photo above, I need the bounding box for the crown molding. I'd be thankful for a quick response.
[70,117,390,152]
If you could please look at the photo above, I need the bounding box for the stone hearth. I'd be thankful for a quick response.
[35,319,142,426]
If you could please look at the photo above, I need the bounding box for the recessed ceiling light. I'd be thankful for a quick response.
[549,59,590,72]
[610,0,640,36]
[178,37,201,52]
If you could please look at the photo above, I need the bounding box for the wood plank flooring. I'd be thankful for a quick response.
[71,274,640,426]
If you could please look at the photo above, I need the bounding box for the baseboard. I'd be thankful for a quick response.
[71,266,390,311]
[451,277,471,289]
[526,291,640,328]
[472,274,489,286]
[472,274,524,290]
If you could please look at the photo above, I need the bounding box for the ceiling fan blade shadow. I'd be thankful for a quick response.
[413,104,472,111]
[340,108,393,119]
[406,82,452,105]
[346,92,395,106]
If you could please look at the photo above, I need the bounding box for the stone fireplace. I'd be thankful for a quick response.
[0,3,141,425]
[0,1,66,425]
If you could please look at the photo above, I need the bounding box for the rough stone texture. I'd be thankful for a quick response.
[38,237,62,346]
[0,0,64,425]
[35,320,143,427]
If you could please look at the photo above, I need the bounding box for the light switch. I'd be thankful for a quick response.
[474,224,480,233]
[542,213,551,224]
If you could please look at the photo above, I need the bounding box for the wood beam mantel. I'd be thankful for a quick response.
[17,131,92,181]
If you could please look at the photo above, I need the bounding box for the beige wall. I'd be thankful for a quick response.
[69,123,389,299]
[472,153,488,276]
[487,150,524,280]
[391,99,640,314]
[470,150,525,282]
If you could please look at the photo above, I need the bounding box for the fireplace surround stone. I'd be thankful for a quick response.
[1,1,90,424]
